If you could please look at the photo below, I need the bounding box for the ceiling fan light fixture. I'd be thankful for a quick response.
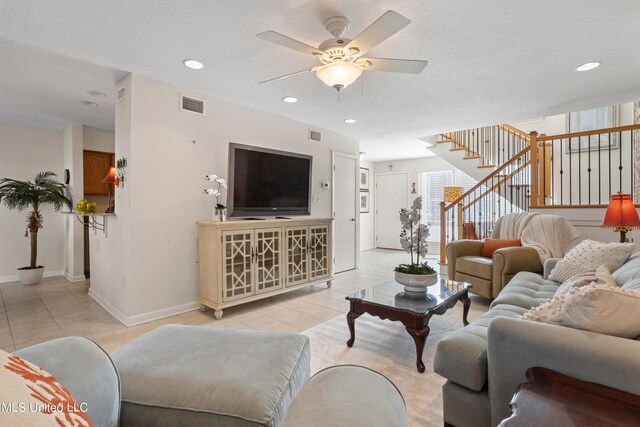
[316,62,363,91]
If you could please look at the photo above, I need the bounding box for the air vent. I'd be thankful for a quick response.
[181,95,206,115]
[117,87,126,103]
[309,129,322,142]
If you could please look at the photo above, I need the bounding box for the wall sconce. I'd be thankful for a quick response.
[116,157,127,187]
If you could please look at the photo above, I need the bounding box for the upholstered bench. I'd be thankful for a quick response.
[112,324,310,427]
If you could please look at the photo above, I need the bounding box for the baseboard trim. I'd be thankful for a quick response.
[88,289,201,327]
[0,269,64,285]
[64,273,86,283]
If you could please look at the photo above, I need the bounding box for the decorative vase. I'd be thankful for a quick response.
[394,271,438,295]
[17,266,45,286]
[213,207,227,222]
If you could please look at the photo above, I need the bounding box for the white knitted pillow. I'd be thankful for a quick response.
[522,284,640,338]
[548,240,635,283]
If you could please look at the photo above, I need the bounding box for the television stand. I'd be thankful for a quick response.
[242,217,265,220]
[275,216,291,219]
[196,218,334,319]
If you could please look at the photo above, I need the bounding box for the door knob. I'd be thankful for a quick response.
[350,218,356,222]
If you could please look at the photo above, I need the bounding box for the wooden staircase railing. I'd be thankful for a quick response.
[439,144,531,264]
[439,124,530,169]
[439,122,640,265]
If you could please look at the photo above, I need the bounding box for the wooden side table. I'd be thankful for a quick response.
[500,367,640,426]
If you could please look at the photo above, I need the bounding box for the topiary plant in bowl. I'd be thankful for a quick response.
[0,171,71,285]
[394,196,437,293]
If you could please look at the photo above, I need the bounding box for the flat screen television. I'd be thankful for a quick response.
[228,143,312,217]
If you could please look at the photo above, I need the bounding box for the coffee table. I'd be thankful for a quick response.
[345,277,472,373]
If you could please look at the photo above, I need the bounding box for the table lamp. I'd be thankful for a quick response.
[102,167,116,213]
[443,186,464,203]
[601,192,640,243]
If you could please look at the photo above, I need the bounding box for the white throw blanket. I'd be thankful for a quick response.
[520,214,582,262]
[493,211,538,239]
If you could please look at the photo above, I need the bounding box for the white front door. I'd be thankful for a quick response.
[333,153,357,273]
[376,173,408,249]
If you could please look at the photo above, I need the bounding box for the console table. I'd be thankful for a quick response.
[197,218,333,319]
[500,367,640,426]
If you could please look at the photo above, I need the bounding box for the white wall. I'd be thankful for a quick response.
[83,126,115,153]
[359,159,375,251]
[89,74,359,325]
[531,207,640,250]
[0,123,65,282]
[373,157,456,193]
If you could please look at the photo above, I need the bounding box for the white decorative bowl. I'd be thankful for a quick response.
[394,271,438,294]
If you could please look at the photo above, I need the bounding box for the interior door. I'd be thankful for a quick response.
[333,153,357,273]
[376,173,408,249]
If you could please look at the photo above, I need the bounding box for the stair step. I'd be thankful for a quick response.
[477,164,497,169]
[437,141,451,144]
[449,148,468,152]
[463,156,481,160]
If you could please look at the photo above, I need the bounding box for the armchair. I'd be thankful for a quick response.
[446,213,580,299]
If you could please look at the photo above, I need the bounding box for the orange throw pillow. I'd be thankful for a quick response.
[481,238,522,258]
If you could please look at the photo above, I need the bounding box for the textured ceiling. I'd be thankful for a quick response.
[0,0,639,160]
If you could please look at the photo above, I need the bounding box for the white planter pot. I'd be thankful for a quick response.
[17,266,44,285]
[395,271,438,294]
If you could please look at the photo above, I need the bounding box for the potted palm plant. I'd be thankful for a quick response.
[0,171,71,285]
[394,196,437,294]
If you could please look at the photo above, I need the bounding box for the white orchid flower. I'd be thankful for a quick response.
[204,188,220,196]
[204,174,218,181]
[215,177,226,185]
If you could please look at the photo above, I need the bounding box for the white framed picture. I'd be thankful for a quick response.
[360,191,370,213]
[566,105,619,153]
[359,167,370,190]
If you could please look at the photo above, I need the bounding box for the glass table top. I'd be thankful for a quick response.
[346,277,472,315]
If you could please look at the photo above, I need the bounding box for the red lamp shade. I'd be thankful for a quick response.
[601,193,640,229]
[102,167,116,184]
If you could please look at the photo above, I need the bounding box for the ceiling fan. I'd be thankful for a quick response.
[257,10,428,92]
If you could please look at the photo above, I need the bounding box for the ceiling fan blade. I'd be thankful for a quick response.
[360,57,428,73]
[345,10,410,58]
[258,68,317,84]
[257,31,323,56]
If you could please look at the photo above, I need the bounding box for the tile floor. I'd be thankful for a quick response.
[0,249,488,426]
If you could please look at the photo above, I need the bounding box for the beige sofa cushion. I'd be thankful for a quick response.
[457,256,493,279]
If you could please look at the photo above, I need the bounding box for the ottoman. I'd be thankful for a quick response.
[112,324,310,427]
[280,365,409,427]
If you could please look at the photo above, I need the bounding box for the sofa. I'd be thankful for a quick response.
[434,253,640,427]
[11,325,409,427]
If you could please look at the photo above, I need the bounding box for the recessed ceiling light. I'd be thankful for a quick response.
[344,118,356,124]
[80,101,99,107]
[282,96,298,103]
[86,90,107,98]
[183,59,204,70]
[576,61,601,72]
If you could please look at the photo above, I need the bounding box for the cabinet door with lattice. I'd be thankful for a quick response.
[285,226,309,287]
[309,224,330,279]
[221,230,255,301]
[254,228,283,294]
